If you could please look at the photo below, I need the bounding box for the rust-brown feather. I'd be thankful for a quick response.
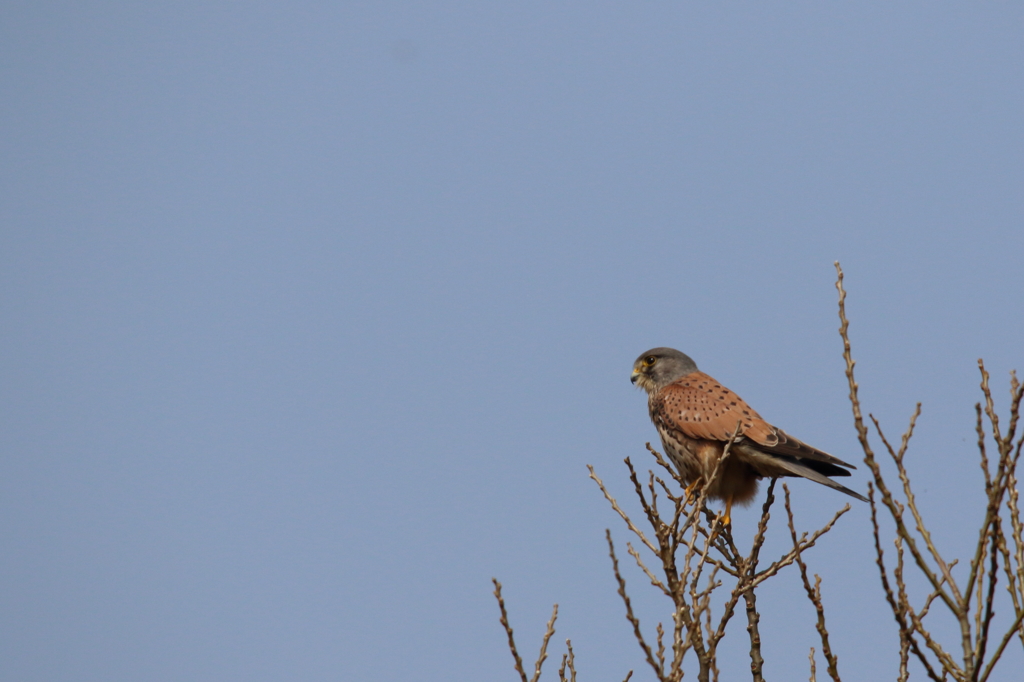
[654,372,777,445]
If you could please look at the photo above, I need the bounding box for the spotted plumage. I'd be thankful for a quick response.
[631,347,866,522]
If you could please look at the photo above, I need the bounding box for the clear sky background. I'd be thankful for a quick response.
[2,3,1023,681]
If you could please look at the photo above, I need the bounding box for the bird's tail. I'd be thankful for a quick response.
[770,457,868,502]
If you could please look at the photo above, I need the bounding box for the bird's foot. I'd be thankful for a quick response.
[683,480,703,505]
[719,497,734,527]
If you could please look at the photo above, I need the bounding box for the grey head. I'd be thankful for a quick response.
[631,347,699,394]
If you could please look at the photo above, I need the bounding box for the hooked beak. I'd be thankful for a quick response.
[630,369,640,385]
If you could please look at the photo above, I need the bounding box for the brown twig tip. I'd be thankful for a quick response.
[492,578,529,682]
[558,639,577,682]
[529,604,559,682]
[492,578,559,682]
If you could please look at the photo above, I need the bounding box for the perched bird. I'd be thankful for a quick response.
[631,347,866,523]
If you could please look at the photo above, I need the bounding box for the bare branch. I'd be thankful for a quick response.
[868,410,962,615]
[627,542,671,596]
[750,504,849,591]
[607,530,664,679]
[529,604,559,682]
[589,464,658,554]
[837,264,946,682]
[978,607,1024,682]
[493,579,530,682]
[785,484,841,682]
[558,639,576,682]
[743,480,778,682]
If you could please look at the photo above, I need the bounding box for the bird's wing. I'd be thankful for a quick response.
[759,428,858,473]
[653,372,777,445]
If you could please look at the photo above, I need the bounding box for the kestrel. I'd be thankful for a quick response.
[631,347,866,523]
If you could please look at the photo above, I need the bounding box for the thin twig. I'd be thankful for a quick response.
[589,464,658,553]
[836,264,946,682]
[607,530,664,679]
[558,639,576,682]
[744,480,777,682]
[530,604,559,682]
[785,484,841,682]
[493,579,530,682]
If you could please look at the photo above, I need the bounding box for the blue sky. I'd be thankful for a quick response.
[2,2,1023,680]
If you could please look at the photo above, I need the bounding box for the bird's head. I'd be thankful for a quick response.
[631,347,699,394]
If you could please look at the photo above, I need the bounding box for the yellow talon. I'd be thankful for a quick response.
[721,496,733,526]
[683,479,702,504]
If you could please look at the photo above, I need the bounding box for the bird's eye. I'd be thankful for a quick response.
[644,356,656,366]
